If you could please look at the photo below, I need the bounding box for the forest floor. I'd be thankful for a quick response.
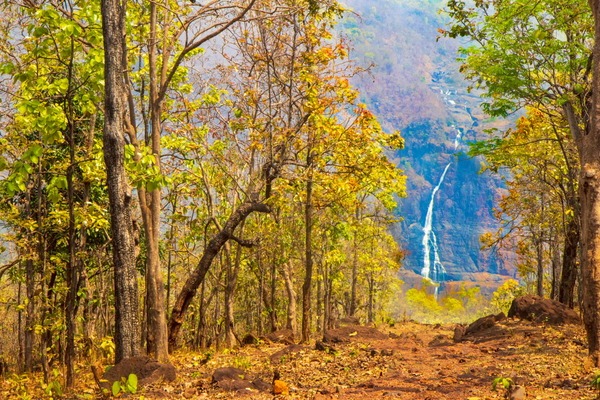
[2,318,599,399]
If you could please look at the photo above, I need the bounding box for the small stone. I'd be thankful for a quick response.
[453,325,466,342]
[510,385,526,400]
[212,367,246,383]
[381,349,394,356]
[316,340,336,353]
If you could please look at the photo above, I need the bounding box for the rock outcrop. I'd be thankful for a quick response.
[508,295,580,324]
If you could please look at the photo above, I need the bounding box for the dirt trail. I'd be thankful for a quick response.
[146,320,595,399]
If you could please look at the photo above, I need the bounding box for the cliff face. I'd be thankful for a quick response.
[341,0,517,288]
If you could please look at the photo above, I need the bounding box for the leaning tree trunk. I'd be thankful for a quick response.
[101,0,141,363]
[168,201,269,350]
[582,0,600,365]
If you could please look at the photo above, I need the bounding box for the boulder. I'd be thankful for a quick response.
[102,356,176,389]
[465,313,505,336]
[212,367,247,383]
[211,367,270,393]
[508,295,580,324]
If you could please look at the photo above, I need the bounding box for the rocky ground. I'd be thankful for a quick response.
[2,297,597,399]
[142,318,594,399]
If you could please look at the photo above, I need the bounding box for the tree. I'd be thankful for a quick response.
[119,0,258,361]
[473,109,579,300]
[0,0,112,383]
[444,0,591,307]
[583,0,600,366]
[101,0,141,363]
[445,0,600,363]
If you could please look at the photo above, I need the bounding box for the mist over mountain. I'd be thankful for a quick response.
[339,0,516,293]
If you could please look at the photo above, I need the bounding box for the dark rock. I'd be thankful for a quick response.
[102,356,176,389]
[315,341,337,353]
[365,347,379,357]
[212,367,246,383]
[269,344,306,363]
[241,333,260,346]
[429,334,453,347]
[508,295,580,324]
[211,367,269,393]
[252,378,271,392]
[380,349,394,356]
[465,314,502,336]
[465,315,495,335]
[453,325,466,342]
[216,379,253,391]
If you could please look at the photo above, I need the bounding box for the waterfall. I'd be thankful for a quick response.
[452,125,462,150]
[421,73,471,298]
[421,163,451,297]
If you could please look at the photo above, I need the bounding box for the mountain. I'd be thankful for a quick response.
[339,0,517,293]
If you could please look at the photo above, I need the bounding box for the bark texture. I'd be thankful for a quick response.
[582,0,600,365]
[101,0,141,363]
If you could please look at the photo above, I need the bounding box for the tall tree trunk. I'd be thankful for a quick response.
[322,264,329,333]
[550,235,559,301]
[142,0,169,363]
[301,175,314,343]
[65,46,79,385]
[24,259,34,372]
[101,0,141,363]
[582,0,600,365]
[536,238,544,297]
[270,253,277,331]
[368,272,374,324]
[281,262,297,335]
[168,201,269,349]
[350,224,358,316]
[65,119,77,387]
[559,218,580,307]
[225,238,244,348]
[316,267,323,333]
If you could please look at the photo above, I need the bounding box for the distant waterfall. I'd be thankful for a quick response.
[421,163,450,297]
[421,75,472,298]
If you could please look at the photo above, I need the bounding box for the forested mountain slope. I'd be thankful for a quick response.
[339,0,515,290]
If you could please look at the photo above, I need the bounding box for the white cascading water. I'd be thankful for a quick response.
[421,163,450,298]
[420,102,465,298]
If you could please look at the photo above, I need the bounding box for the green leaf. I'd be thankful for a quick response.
[111,381,121,396]
[126,374,138,393]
